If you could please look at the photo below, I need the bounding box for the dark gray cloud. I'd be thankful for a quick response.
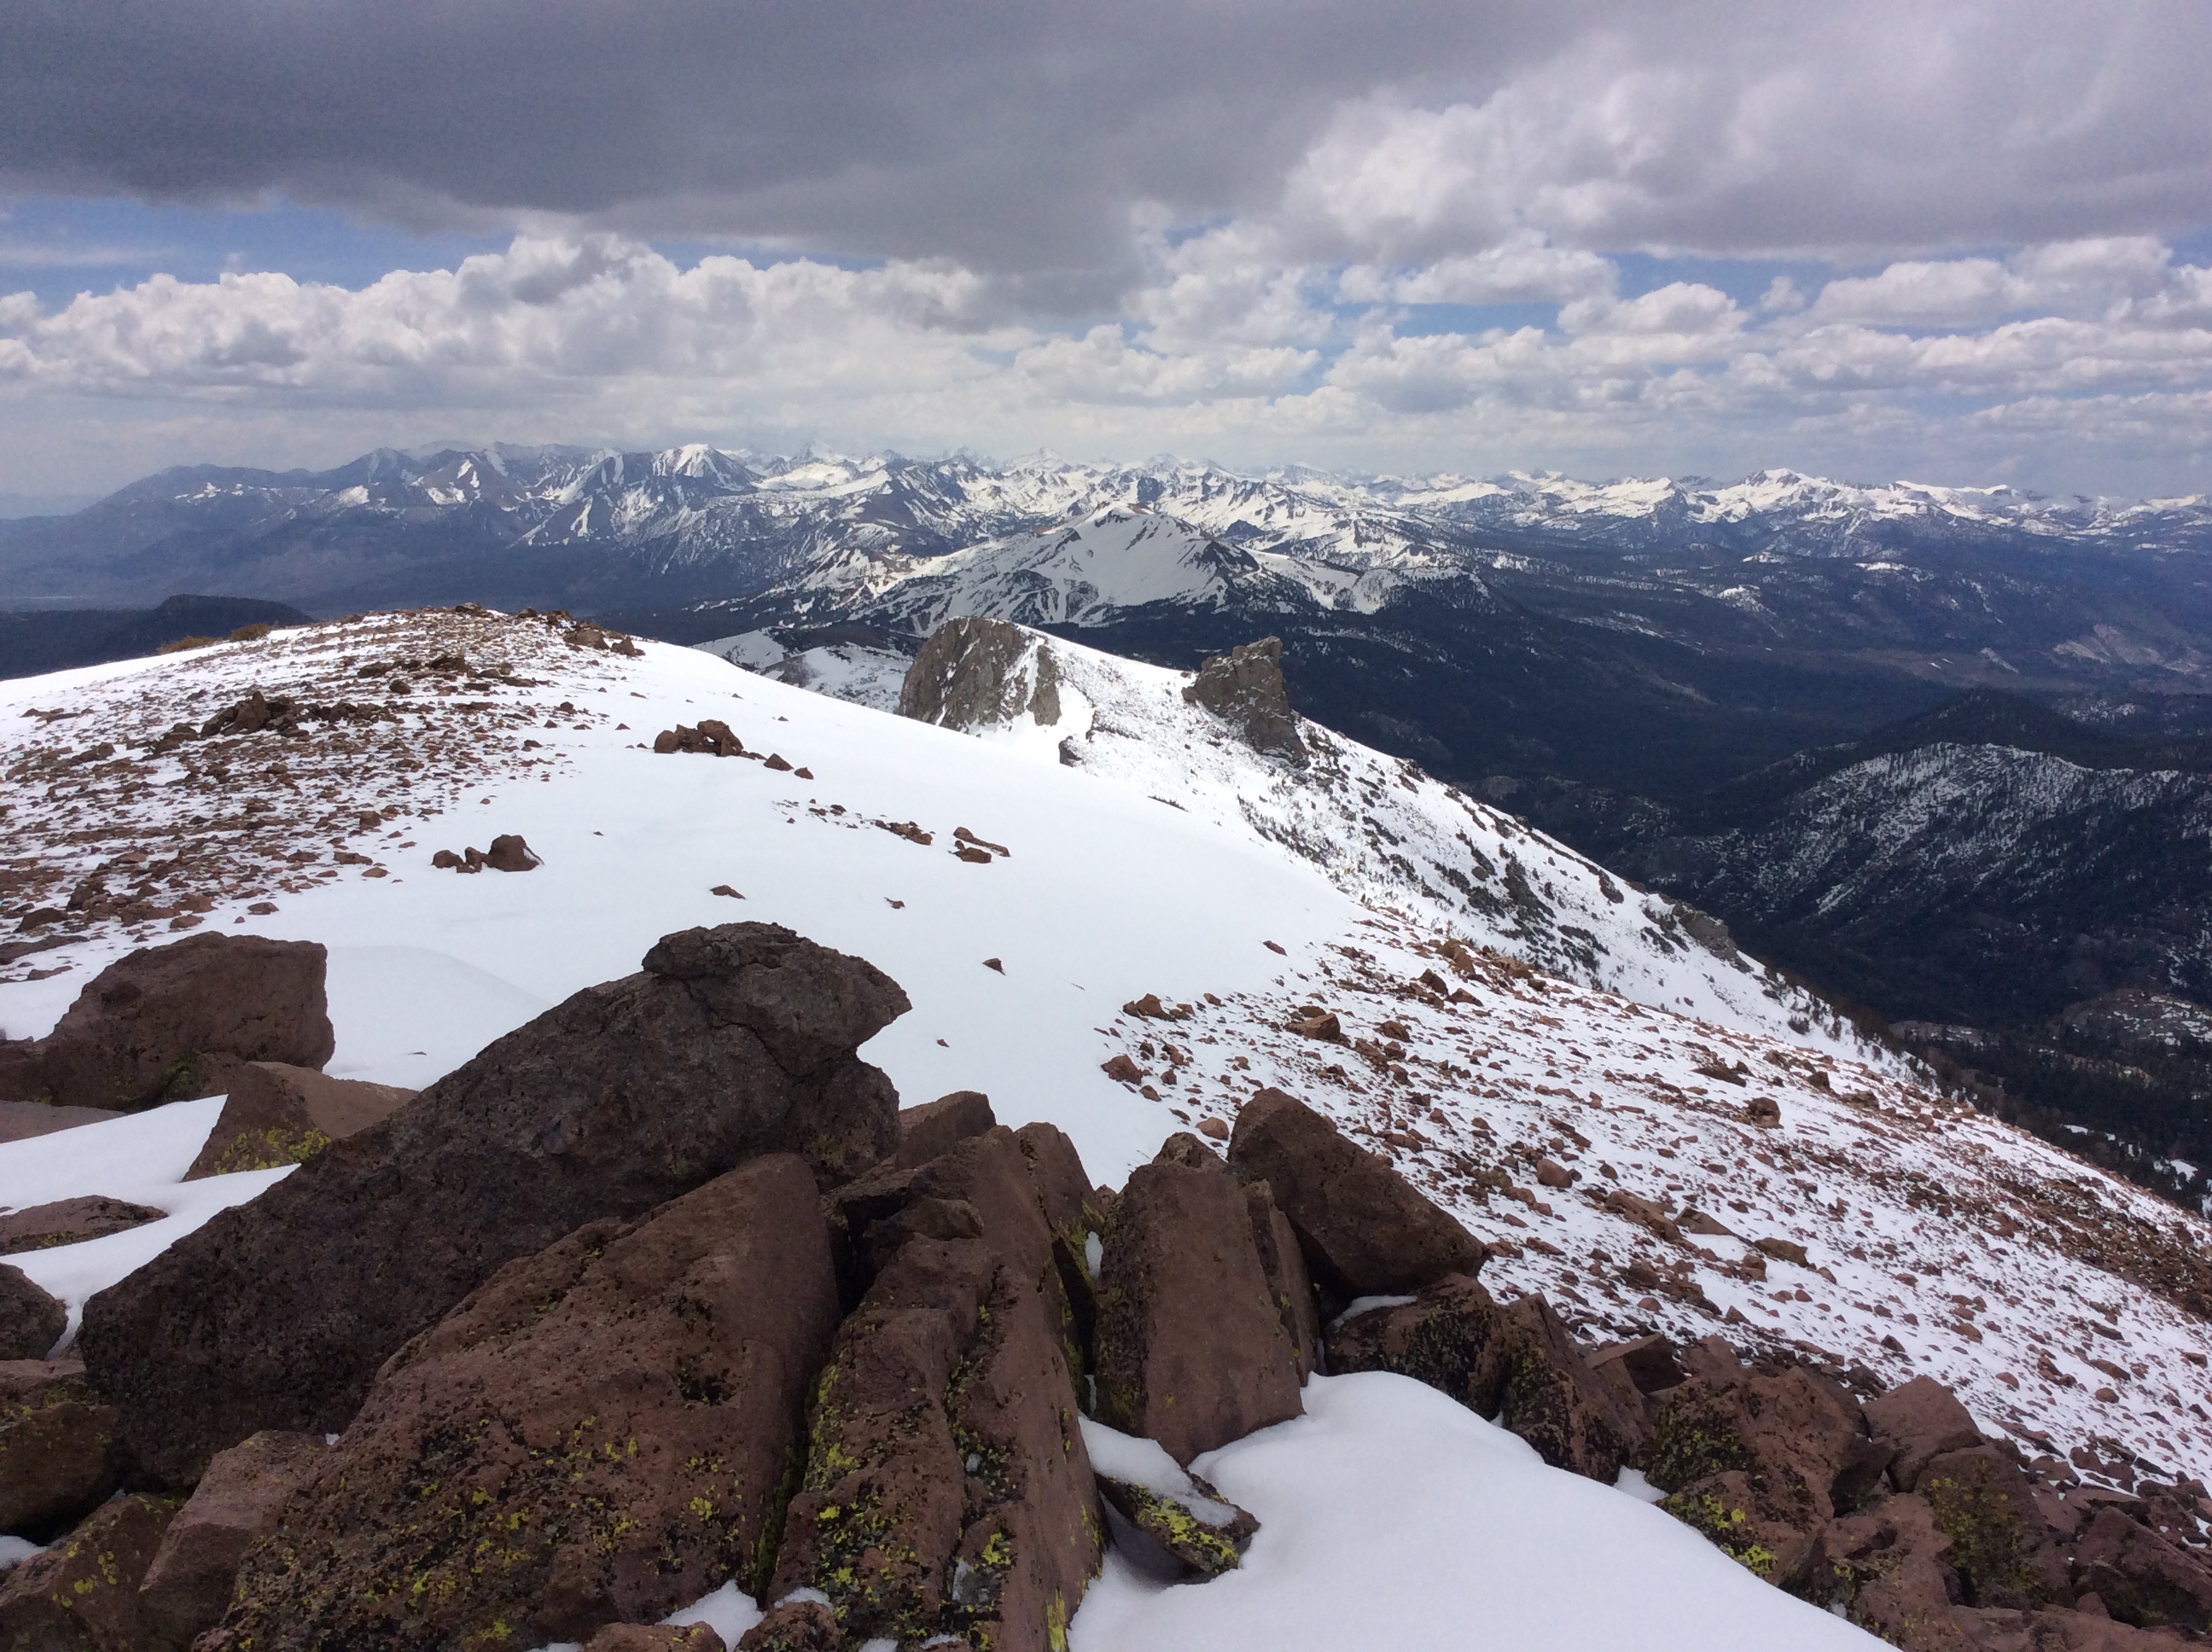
[9,0,2208,280]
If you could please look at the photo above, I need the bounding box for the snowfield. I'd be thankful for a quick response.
[0,608,2207,1647]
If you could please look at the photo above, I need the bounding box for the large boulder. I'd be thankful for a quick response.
[2072,1504,2212,1633]
[81,922,909,1488]
[893,1089,997,1169]
[0,1358,119,1539]
[0,1265,64,1362]
[183,1062,415,1179]
[1798,1492,1964,1637]
[1243,1180,1319,1379]
[1180,637,1306,765]
[0,935,335,1111]
[0,1491,178,1649]
[1092,1152,1303,1467]
[1325,1277,1644,1482]
[1226,1087,1482,1301]
[1866,1375,1986,1492]
[216,1155,841,1650]
[768,1225,1098,1652]
[136,1428,329,1650]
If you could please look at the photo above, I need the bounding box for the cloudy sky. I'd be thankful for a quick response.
[3,0,2211,509]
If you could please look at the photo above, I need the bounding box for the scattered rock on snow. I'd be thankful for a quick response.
[218,1155,841,1650]
[483,832,540,871]
[80,922,908,1488]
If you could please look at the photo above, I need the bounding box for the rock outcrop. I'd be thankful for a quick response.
[80,922,909,1487]
[215,1156,841,1650]
[898,617,1062,730]
[0,934,334,1111]
[182,1061,415,1179]
[1180,637,1305,764]
[894,1089,997,1168]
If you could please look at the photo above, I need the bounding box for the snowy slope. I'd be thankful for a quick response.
[0,610,2209,1649]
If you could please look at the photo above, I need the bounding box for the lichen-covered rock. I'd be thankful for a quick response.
[894,1089,996,1168]
[82,922,907,1488]
[1661,1469,1819,1587]
[769,1224,1097,1652]
[1918,1445,2055,1608]
[1325,1277,1641,1482]
[1091,1157,1302,1467]
[1179,637,1305,765]
[0,1266,64,1363]
[1644,1362,1885,1573]
[0,934,334,1111]
[0,1491,178,1649]
[1226,1087,1482,1302]
[1013,1121,1106,1380]
[1096,1474,1258,1581]
[736,1598,839,1651]
[1865,1375,1985,1492]
[183,1061,414,1179]
[0,1358,119,1539]
[1796,1492,1964,1635]
[0,1195,166,1255]
[136,1428,329,1650]
[214,1155,841,1651]
[2072,1504,2212,1634]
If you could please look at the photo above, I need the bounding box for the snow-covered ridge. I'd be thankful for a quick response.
[1,605,2208,1530]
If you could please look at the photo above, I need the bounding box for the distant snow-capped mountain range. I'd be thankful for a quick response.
[6,442,2212,625]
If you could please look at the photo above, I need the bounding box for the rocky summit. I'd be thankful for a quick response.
[0,602,2208,1652]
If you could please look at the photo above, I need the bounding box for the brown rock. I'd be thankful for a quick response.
[770,1221,1097,1652]
[1534,1158,1574,1190]
[1604,1190,1685,1245]
[1243,1181,1319,1379]
[1101,1055,1144,1084]
[1012,1122,1106,1378]
[0,1102,125,1145]
[219,1156,841,1650]
[582,1626,727,1652]
[1866,1375,1987,1492]
[2,935,334,1112]
[1799,1492,1965,1636]
[484,833,540,871]
[136,1428,329,1649]
[694,718,743,757]
[1226,1087,1484,1300]
[81,922,908,1488]
[0,1359,119,1539]
[1093,1158,1303,1466]
[183,1062,415,1179]
[2073,1504,2212,1633]
[894,1089,997,1168]
[0,1195,165,1255]
[653,728,682,753]
[1645,1363,1883,1553]
[763,753,794,772]
[1746,1096,1782,1127]
[1664,1469,1828,1588]
[1097,1469,1259,1580]
[1286,1010,1342,1040]
[1586,1335,1688,1398]
[736,1599,840,1652]
[0,1491,177,1649]
[1326,1278,1643,1481]
[0,1268,64,1364]
[1753,1236,1810,1266]
[429,847,463,869]
[1181,637,1306,765]
[1918,1445,2057,1609]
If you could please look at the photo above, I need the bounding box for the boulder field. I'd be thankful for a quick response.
[0,925,2201,1649]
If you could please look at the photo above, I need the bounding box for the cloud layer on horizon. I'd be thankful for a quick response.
[3,0,2211,497]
